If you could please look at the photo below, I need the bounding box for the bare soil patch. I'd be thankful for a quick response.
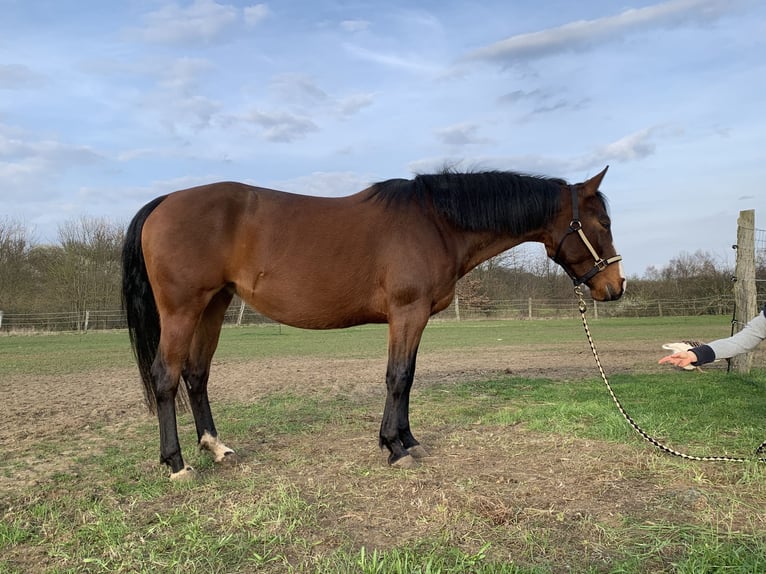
[1,339,670,471]
[3,338,764,570]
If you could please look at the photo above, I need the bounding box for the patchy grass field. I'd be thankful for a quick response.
[2,317,766,573]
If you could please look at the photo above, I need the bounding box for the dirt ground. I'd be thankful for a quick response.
[2,338,756,490]
[1,339,662,466]
[3,336,766,571]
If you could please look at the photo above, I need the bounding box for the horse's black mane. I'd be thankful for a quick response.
[369,169,566,235]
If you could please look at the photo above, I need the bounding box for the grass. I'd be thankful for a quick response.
[0,315,743,376]
[2,317,766,573]
[423,372,766,458]
[4,372,766,573]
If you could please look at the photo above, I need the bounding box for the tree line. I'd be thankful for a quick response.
[0,217,124,315]
[1,217,763,317]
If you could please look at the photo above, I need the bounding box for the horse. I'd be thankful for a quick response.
[122,166,624,480]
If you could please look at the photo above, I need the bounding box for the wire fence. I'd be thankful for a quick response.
[757,226,766,298]
[0,295,738,334]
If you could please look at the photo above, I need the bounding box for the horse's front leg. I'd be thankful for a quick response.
[380,314,429,468]
[398,385,430,460]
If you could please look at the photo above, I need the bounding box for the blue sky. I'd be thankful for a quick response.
[1,0,764,277]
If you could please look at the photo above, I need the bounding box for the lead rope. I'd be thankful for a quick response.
[574,286,766,463]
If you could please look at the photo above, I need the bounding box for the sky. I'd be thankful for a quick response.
[1,0,764,277]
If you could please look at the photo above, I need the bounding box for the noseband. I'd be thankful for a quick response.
[552,185,622,286]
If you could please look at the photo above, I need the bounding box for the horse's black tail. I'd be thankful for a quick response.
[122,196,167,414]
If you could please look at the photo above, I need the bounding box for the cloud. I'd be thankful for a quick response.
[157,57,214,92]
[244,3,270,26]
[336,93,374,117]
[597,128,658,162]
[244,110,319,142]
[0,124,104,200]
[0,127,103,166]
[271,171,374,197]
[408,127,668,180]
[167,96,221,132]
[340,20,370,33]
[135,57,221,134]
[268,74,374,118]
[498,88,589,117]
[0,64,46,90]
[138,0,239,45]
[498,89,544,104]
[270,73,329,105]
[434,123,492,147]
[463,0,745,66]
[342,43,439,74]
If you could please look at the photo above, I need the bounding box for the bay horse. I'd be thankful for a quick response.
[122,166,624,480]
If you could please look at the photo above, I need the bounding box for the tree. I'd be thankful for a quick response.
[454,270,490,317]
[643,250,732,302]
[47,217,125,324]
[0,218,35,311]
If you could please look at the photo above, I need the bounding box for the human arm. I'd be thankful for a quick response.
[659,304,766,368]
[658,350,699,368]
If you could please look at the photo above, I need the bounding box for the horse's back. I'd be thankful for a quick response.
[140,182,418,328]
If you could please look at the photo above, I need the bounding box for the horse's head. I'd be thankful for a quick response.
[545,166,625,302]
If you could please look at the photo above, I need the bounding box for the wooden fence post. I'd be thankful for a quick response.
[237,300,246,326]
[731,209,756,374]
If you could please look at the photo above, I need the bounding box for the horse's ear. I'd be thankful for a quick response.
[583,166,608,195]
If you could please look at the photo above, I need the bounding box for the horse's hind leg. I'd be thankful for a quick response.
[152,313,198,480]
[183,289,237,466]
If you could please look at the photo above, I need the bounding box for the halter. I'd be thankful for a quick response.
[552,185,622,286]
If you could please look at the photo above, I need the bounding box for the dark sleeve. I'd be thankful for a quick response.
[690,344,716,366]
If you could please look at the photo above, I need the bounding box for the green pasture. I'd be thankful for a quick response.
[2,317,766,573]
[0,315,747,376]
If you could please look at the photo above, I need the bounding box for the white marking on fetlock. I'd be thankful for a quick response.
[199,431,235,463]
[169,466,196,481]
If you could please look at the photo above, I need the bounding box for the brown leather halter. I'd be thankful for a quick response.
[552,185,622,286]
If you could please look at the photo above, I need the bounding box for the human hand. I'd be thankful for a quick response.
[658,351,698,368]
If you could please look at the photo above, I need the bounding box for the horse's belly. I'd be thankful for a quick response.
[237,275,387,330]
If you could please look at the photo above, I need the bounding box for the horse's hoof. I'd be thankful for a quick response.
[217,451,239,466]
[391,454,419,470]
[169,466,196,481]
[408,445,430,459]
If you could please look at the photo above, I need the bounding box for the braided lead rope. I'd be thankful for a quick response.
[574,286,766,464]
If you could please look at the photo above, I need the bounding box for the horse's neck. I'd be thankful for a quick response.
[455,230,538,277]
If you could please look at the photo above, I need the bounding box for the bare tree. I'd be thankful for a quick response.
[0,218,35,311]
[48,217,125,323]
[455,270,490,316]
[645,250,732,301]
